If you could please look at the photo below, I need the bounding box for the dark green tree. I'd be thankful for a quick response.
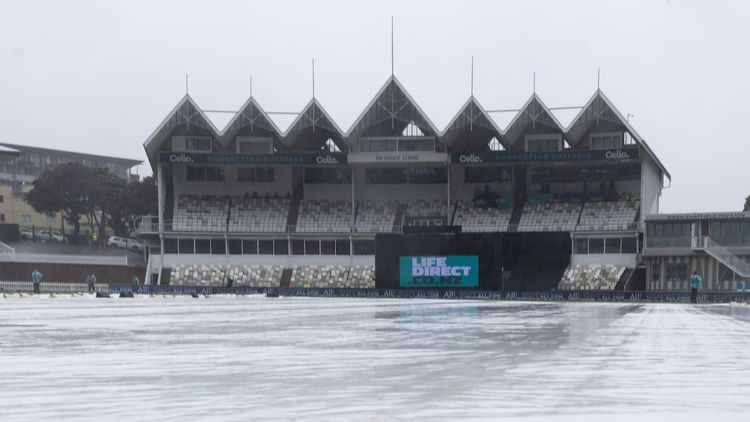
[108,176,157,237]
[26,163,98,237]
[745,194,750,212]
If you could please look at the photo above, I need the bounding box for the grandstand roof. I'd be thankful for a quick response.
[0,142,139,166]
[283,98,347,152]
[442,96,508,150]
[143,94,220,168]
[566,90,670,180]
[345,76,440,143]
[222,96,284,149]
[0,144,21,162]
[503,94,567,146]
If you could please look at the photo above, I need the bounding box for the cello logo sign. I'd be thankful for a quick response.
[315,155,340,165]
[399,256,479,287]
[169,153,194,163]
[458,154,483,163]
[605,150,630,160]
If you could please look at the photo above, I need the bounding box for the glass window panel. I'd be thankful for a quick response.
[304,240,320,255]
[195,239,210,254]
[242,239,257,254]
[575,238,589,254]
[589,238,604,254]
[273,239,288,255]
[228,239,242,255]
[605,238,621,254]
[178,239,194,254]
[210,239,225,255]
[291,239,305,255]
[258,240,274,254]
[335,239,350,255]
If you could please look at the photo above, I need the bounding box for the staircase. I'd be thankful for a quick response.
[615,268,633,291]
[508,202,524,232]
[286,195,301,233]
[701,237,750,278]
[280,268,293,287]
[392,203,406,232]
[450,200,459,226]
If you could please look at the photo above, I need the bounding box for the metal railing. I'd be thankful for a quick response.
[703,237,750,278]
[0,241,16,254]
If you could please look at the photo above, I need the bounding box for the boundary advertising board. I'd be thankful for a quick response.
[399,256,479,287]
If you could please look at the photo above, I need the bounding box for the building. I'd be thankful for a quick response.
[0,142,142,230]
[643,212,750,291]
[0,142,142,190]
[135,73,749,292]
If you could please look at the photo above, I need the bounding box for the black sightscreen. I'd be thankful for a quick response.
[375,232,570,291]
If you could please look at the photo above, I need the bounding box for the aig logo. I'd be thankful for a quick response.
[315,155,340,165]
[458,154,483,163]
[605,150,630,160]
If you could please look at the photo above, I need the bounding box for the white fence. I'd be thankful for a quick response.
[0,281,108,293]
[0,253,127,266]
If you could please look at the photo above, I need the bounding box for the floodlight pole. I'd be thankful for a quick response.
[390,16,396,130]
[312,59,316,133]
[470,57,474,131]
[391,16,394,77]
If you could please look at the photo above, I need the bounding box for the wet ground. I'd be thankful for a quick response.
[1,296,749,421]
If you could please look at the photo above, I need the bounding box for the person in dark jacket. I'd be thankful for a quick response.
[690,269,703,304]
[87,273,97,293]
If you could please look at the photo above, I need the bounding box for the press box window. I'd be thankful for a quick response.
[237,138,272,155]
[187,166,224,182]
[237,167,274,183]
[590,133,623,150]
[525,135,561,153]
[185,137,211,152]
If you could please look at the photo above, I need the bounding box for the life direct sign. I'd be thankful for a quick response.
[400,256,479,288]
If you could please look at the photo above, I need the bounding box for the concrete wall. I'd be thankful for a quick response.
[640,153,663,219]
[571,253,637,267]
[159,254,374,268]
[0,262,145,284]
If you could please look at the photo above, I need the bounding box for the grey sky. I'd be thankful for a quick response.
[1,0,747,213]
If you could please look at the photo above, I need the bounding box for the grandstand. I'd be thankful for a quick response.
[139,74,741,292]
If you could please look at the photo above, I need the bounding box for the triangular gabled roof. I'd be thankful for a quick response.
[345,75,440,142]
[221,96,284,148]
[503,94,567,146]
[442,96,508,150]
[283,98,347,152]
[567,90,670,180]
[143,94,220,169]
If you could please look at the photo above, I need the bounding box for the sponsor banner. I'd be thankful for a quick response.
[348,152,448,164]
[159,152,347,165]
[399,255,479,287]
[647,212,750,221]
[110,284,750,303]
[450,148,639,164]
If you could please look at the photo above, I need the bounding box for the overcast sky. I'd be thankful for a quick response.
[0,0,747,213]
